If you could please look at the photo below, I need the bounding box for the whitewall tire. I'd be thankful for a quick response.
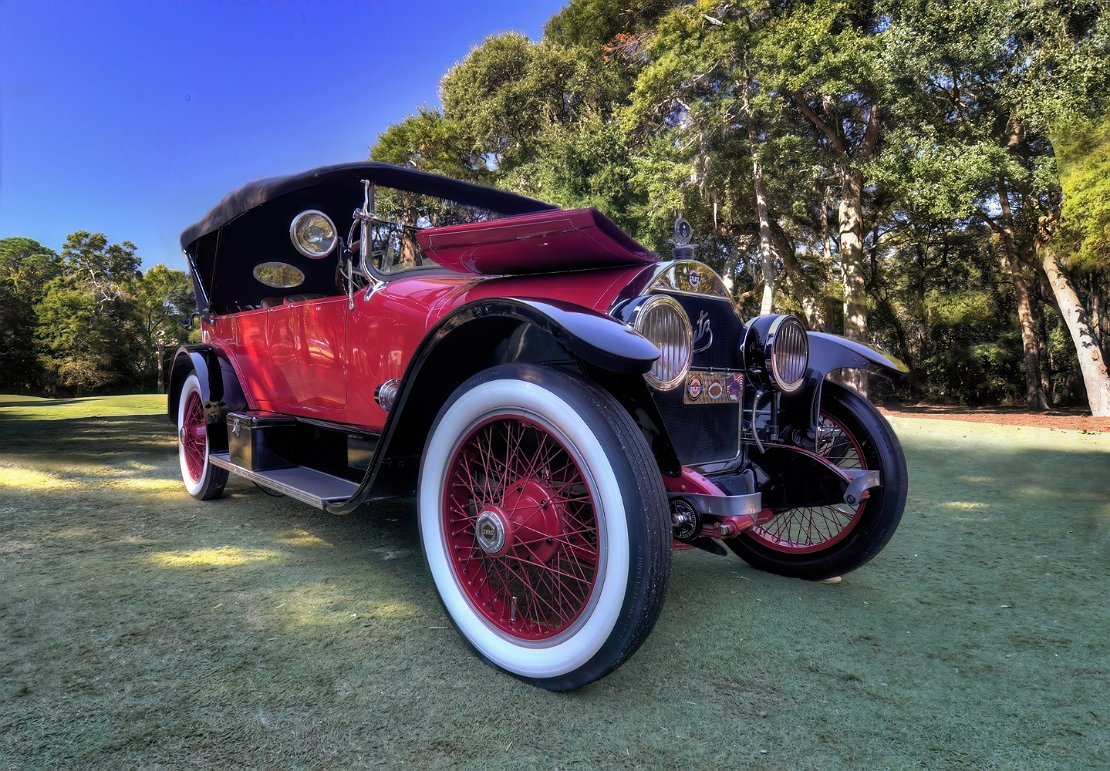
[418,363,671,691]
[177,372,228,501]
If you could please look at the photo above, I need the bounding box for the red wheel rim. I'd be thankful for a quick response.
[442,416,602,642]
[749,412,867,554]
[181,390,207,483]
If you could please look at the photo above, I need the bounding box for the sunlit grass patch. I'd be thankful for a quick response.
[0,393,164,421]
[278,529,333,549]
[149,546,285,569]
[888,416,1110,453]
[110,476,181,493]
[941,500,991,510]
[0,465,70,490]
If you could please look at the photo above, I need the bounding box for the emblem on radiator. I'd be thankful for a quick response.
[692,310,713,353]
[684,370,744,405]
[687,376,703,400]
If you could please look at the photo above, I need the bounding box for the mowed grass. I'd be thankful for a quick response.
[1,395,1107,768]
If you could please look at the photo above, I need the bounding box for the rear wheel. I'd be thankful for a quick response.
[419,364,671,691]
[177,373,228,500]
[729,381,907,580]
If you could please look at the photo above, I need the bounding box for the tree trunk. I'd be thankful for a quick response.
[838,166,868,394]
[771,219,825,331]
[996,185,1050,409]
[790,93,879,394]
[745,96,776,315]
[1040,250,1110,415]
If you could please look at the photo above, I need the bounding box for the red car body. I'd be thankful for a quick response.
[170,162,909,690]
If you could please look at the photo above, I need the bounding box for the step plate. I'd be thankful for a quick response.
[209,452,358,509]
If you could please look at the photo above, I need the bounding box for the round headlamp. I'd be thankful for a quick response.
[632,295,692,391]
[742,314,810,393]
[766,315,809,393]
[290,210,337,258]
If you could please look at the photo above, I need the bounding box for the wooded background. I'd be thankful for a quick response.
[370,0,1109,414]
[2,0,1106,413]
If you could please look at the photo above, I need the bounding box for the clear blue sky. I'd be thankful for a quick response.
[0,0,566,271]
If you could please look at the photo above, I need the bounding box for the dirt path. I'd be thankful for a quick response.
[879,403,1110,432]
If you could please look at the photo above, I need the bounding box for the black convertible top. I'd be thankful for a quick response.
[181,162,557,313]
[181,162,555,250]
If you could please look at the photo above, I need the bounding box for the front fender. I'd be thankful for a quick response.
[464,297,660,375]
[325,297,665,514]
[781,333,908,434]
[807,332,909,380]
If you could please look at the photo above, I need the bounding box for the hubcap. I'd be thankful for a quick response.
[475,509,509,555]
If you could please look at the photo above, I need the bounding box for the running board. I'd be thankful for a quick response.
[209,452,358,509]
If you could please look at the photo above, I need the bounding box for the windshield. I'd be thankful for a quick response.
[369,187,507,275]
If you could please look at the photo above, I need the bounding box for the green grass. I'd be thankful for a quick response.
[1,395,1107,768]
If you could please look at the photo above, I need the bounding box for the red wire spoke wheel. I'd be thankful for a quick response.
[729,382,907,580]
[176,373,228,500]
[420,364,670,691]
[443,416,601,641]
[747,412,867,554]
[181,389,207,483]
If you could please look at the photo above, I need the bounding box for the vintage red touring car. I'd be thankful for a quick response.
[170,162,908,690]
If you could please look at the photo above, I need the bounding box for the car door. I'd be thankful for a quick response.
[289,295,347,415]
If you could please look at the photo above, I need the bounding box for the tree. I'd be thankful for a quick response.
[0,238,60,392]
[759,1,888,358]
[366,0,1108,410]
[1010,0,1110,415]
[36,233,141,395]
[130,264,196,390]
[1041,115,1110,414]
[372,107,488,182]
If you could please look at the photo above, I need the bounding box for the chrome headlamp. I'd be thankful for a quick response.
[632,295,693,390]
[743,314,809,393]
[290,210,338,258]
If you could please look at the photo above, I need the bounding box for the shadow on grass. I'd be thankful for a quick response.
[0,414,174,461]
[1,411,1107,767]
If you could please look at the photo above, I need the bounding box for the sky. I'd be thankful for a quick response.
[0,0,567,271]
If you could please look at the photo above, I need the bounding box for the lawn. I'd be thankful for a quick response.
[1,395,1106,768]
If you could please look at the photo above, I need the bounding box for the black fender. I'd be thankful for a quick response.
[469,297,661,375]
[781,332,909,434]
[807,332,908,379]
[326,297,670,513]
[166,345,247,438]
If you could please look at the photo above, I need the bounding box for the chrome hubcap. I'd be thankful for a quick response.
[475,510,509,555]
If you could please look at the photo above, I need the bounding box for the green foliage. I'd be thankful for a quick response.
[0,238,61,392]
[1051,113,1110,271]
[371,107,487,182]
[367,0,1109,407]
[2,232,193,396]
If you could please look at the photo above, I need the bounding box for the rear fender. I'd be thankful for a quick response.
[167,345,247,443]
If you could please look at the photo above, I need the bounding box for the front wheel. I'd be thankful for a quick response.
[729,381,908,580]
[418,364,671,691]
[177,372,228,500]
